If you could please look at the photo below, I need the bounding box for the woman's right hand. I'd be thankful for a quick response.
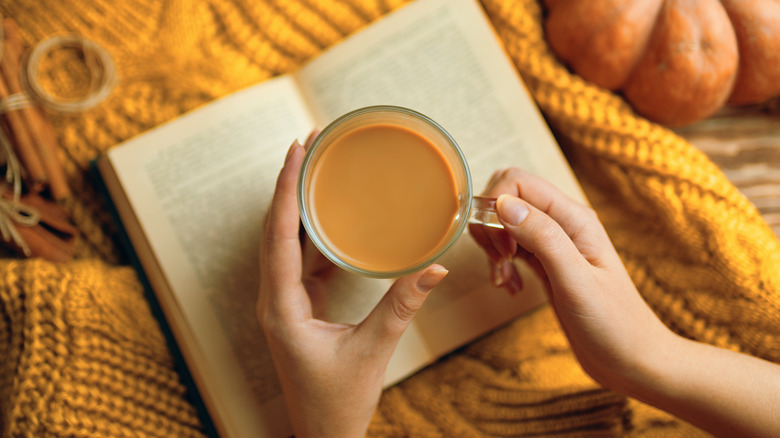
[469,168,674,393]
[470,168,780,438]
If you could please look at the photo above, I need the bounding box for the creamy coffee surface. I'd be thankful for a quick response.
[310,124,459,272]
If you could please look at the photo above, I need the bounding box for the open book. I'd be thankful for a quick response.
[95,0,587,436]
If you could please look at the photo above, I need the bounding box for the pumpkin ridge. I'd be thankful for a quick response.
[575,1,632,85]
[721,0,780,105]
[544,0,664,91]
[543,0,780,125]
[607,0,666,92]
[621,0,738,126]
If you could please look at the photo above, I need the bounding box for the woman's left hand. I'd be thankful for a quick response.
[257,137,447,438]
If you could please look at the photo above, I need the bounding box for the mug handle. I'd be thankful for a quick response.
[468,196,504,229]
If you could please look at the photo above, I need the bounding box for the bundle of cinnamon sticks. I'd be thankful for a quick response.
[0,18,77,262]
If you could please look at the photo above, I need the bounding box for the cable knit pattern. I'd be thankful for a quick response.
[1,0,778,436]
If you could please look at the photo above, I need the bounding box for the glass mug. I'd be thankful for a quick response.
[297,105,503,278]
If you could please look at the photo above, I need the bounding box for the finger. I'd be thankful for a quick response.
[486,227,516,261]
[470,171,525,288]
[496,194,589,283]
[303,129,321,150]
[477,171,518,261]
[503,259,523,295]
[485,167,506,189]
[480,167,524,199]
[469,223,503,263]
[259,140,309,320]
[487,257,515,289]
[301,233,336,318]
[302,232,337,280]
[490,257,523,294]
[358,265,448,349]
[469,219,515,287]
[493,168,616,267]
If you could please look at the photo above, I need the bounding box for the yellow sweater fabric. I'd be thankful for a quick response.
[1,0,778,436]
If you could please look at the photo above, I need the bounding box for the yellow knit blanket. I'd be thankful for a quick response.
[2,0,778,436]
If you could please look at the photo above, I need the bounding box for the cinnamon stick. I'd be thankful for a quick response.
[2,18,70,200]
[17,190,79,237]
[32,104,70,199]
[1,189,77,262]
[14,224,76,262]
[0,60,47,189]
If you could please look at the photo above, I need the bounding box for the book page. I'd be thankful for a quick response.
[296,0,586,357]
[104,76,313,438]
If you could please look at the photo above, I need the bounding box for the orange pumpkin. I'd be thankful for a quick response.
[544,0,780,126]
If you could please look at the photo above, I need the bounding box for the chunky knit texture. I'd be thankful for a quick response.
[1,0,778,436]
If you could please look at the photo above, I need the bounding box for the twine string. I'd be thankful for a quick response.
[0,183,41,256]
[21,34,118,113]
[0,93,38,255]
[0,28,117,254]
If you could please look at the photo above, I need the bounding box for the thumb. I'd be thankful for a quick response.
[495,194,588,280]
[358,265,448,348]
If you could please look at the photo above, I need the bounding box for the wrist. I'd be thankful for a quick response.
[607,325,685,402]
[291,413,371,438]
[286,392,375,438]
[614,332,780,437]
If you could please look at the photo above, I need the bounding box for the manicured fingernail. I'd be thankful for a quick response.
[285,140,300,164]
[304,130,320,149]
[497,195,529,225]
[417,266,448,292]
[496,235,515,260]
[491,260,504,287]
[506,269,523,295]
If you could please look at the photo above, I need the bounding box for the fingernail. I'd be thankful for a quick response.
[285,140,300,164]
[417,266,448,292]
[497,194,529,225]
[491,260,504,287]
[496,235,515,260]
[506,268,523,295]
[304,130,320,149]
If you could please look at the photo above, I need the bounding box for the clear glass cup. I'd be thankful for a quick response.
[297,105,503,278]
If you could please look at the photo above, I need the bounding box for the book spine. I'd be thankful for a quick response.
[90,159,221,438]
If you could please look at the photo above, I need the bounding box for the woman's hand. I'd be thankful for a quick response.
[469,168,673,392]
[257,138,447,438]
[470,168,780,438]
